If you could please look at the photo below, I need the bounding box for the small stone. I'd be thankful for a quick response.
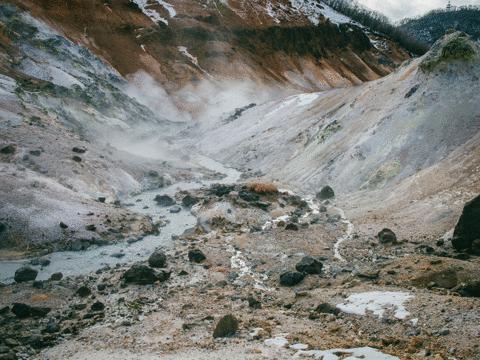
[91,301,105,312]
[188,249,206,263]
[154,195,175,207]
[182,194,199,207]
[285,223,299,231]
[213,314,239,338]
[72,155,82,162]
[295,256,323,275]
[247,296,262,309]
[169,205,182,213]
[59,222,69,229]
[148,250,167,268]
[98,197,106,203]
[316,186,335,200]
[279,271,305,286]
[378,228,397,244]
[72,147,87,154]
[76,285,92,297]
[85,224,96,231]
[14,266,38,283]
[50,272,63,281]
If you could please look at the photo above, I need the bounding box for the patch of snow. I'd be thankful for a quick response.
[266,1,281,23]
[294,346,399,359]
[265,92,321,118]
[290,343,309,350]
[290,0,354,26]
[264,335,289,348]
[336,291,414,320]
[178,46,199,67]
[131,0,170,25]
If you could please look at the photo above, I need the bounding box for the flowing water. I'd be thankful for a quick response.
[0,155,241,283]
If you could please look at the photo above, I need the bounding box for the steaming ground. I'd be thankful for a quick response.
[1,4,480,360]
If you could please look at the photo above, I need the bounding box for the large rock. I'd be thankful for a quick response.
[452,195,480,253]
[213,314,239,338]
[11,303,51,318]
[154,194,175,207]
[295,256,323,275]
[182,194,199,207]
[14,266,38,283]
[279,271,305,286]
[148,250,167,268]
[123,264,170,285]
[378,228,397,244]
[316,186,335,200]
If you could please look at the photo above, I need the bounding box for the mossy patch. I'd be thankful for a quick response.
[420,36,475,72]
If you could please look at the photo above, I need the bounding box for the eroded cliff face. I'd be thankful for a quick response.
[7,0,409,92]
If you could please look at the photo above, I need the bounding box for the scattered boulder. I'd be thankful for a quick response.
[44,319,60,333]
[452,195,480,253]
[91,301,105,312]
[209,184,235,197]
[188,249,206,263]
[14,266,38,283]
[30,258,50,267]
[0,144,16,154]
[72,155,82,162]
[279,271,305,286]
[378,228,397,244]
[316,186,335,200]
[148,250,167,268]
[76,285,92,297]
[456,280,480,297]
[285,223,299,231]
[59,222,69,229]
[247,296,262,309]
[50,272,63,281]
[154,194,175,207]
[295,256,323,275]
[182,194,199,207]
[213,314,239,338]
[72,147,87,154]
[313,302,340,315]
[85,224,96,232]
[123,264,170,285]
[98,197,106,203]
[170,205,182,213]
[11,303,51,318]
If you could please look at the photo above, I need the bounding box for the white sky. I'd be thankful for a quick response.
[356,0,480,21]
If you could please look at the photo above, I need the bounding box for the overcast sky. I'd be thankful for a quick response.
[356,0,480,21]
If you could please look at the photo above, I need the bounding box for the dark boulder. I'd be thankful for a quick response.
[154,194,175,207]
[72,155,82,162]
[285,223,299,231]
[182,194,199,208]
[213,314,239,338]
[295,256,323,275]
[209,184,235,197]
[452,195,480,253]
[239,190,260,202]
[59,222,68,229]
[50,272,63,281]
[91,301,105,312]
[123,264,170,285]
[11,303,51,318]
[14,266,38,283]
[72,147,87,154]
[0,144,16,154]
[457,280,480,297]
[76,285,92,297]
[316,186,335,200]
[30,258,50,267]
[247,296,262,309]
[378,228,397,244]
[188,249,206,263]
[279,271,305,286]
[148,250,167,268]
[313,302,340,315]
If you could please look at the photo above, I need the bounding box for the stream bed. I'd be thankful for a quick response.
[0,156,241,283]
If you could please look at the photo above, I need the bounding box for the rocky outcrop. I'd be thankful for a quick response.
[452,195,480,253]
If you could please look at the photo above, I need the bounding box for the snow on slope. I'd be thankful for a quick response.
[131,0,176,25]
[290,0,355,25]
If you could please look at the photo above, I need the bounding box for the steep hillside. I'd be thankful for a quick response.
[8,0,409,94]
[198,32,480,238]
[400,7,480,45]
